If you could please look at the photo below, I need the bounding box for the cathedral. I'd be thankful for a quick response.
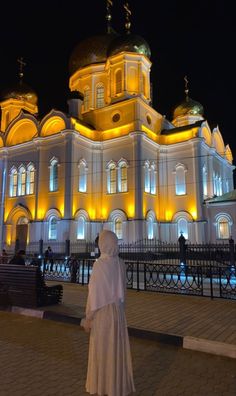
[0,2,235,253]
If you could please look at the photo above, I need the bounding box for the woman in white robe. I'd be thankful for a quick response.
[81,230,135,396]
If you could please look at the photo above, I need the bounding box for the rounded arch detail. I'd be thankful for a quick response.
[74,209,90,221]
[40,115,66,137]
[6,118,38,146]
[172,211,193,222]
[44,208,62,221]
[6,204,33,225]
[108,209,128,222]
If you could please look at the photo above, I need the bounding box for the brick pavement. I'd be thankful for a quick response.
[1,281,236,358]
[35,282,236,358]
[0,311,236,396]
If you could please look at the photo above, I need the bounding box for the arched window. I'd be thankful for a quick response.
[118,162,128,192]
[77,216,85,239]
[147,216,154,239]
[150,165,156,195]
[142,72,147,97]
[49,159,58,192]
[48,217,57,240]
[84,87,90,111]
[175,164,186,195]
[115,70,122,95]
[18,166,26,196]
[26,164,35,195]
[96,84,104,108]
[107,163,117,194]
[217,216,230,239]
[177,218,188,240]
[78,160,87,192]
[203,164,207,198]
[144,162,150,193]
[219,176,222,196]
[9,168,17,197]
[226,179,229,193]
[213,171,217,195]
[128,67,138,93]
[114,218,123,239]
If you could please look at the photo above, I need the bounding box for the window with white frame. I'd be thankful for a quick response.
[115,70,122,94]
[175,164,186,195]
[150,165,156,194]
[49,217,57,240]
[118,162,127,192]
[107,163,117,194]
[217,216,230,239]
[77,216,85,239]
[203,164,207,198]
[144,162,150,193]
[9,168,18,197]
[18,166,26,196]
[177,218,188,239]
[78,160,87,192]
[147,216,154,239]
[49,159,58,192]
[96,84,104,108]
[213,171,217,195]
[226,179,229,193]
[219,176,222,196]
[84,87,90,111]
[114,218,122,239]
[26,164,35,195]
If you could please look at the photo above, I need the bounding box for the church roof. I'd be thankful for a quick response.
[173,96,204,119]
[1,80,38,105]
[161,120,203,135]
[107,33,151,59]
[206,190,236,204]
[69,33,117,75]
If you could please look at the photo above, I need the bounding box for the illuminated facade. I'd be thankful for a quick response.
[0,22,235,252]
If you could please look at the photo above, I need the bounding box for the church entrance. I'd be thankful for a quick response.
[15,217,28,252]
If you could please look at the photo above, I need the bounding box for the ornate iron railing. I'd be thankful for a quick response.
[37,257,236,300]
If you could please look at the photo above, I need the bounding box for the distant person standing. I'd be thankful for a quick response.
[48,247,54,272]
[94,234,100,258]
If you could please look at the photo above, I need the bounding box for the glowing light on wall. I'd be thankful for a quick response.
[59,204,64,217]
[101,207,108,219]
[37,208,46,220]
[165,210,173,221]
[190,208,197,220]
[88,208,96,220]
[127,204,134,218]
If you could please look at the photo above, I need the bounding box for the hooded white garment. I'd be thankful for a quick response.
[82,230,135,396]
[85,230,126,319]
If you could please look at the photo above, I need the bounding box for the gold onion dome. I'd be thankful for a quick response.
[1,81,38,105]
[69,33,117,75]
[107,33,151,58]
[173,97,204,119]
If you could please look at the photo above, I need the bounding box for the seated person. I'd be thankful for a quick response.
[8,250,26,265]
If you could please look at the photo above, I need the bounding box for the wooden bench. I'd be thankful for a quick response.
[0,264,63,308]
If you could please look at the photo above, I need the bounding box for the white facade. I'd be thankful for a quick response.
[0,32,235,252]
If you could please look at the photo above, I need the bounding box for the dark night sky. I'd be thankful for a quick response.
[1,0,236,164]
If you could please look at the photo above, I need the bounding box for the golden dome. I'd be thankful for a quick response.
[1,81,38,105]
[107,33,151,58]
[69,33,117,75]
[173,97,204,119]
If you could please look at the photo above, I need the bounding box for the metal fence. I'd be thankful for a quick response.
[36,257,236,300]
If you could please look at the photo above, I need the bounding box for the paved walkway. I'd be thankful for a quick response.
[1,311,236,396]
[8,281,236,359]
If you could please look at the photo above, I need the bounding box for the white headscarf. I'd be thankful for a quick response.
[86,230,126,317]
